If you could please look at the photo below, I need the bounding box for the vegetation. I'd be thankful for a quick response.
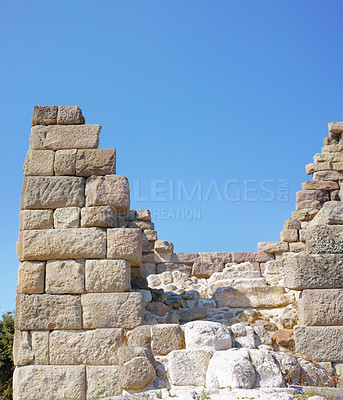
[0,312,14,400]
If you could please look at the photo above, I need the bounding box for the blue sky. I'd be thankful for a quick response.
[0,0,342,312]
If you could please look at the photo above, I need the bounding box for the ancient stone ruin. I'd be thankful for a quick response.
[13,106,343,399]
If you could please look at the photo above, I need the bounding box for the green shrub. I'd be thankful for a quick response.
[0,312,14,400]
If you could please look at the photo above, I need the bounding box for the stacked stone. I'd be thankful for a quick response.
[14,106,149,399]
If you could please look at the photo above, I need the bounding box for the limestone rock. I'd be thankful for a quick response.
[178,307,207,323]
[231,323,257,349]
[306,226,343,253]
[29,124,100,150]
[46,260,85,294]
[19,210,53,230]
[116,346,156,367]
[17,261,45,294]
[107,228,142,266]
[75,149,116,176]
[136,209,151,221]
[53,207,80,228]
[23,150,54,176]
[81,293,144,329]
[127,326,152,349]
[120,356,155,389]
[248,349,284,388]
[280,229,298,242]
[85,259,130,292]
[14,331,49,366]
[192,261,224,278]
[57,105,85,125]
[151,325,184,355]
[31,105,58,126]
[272,329,293,347]
[328,121,343,135]
[155,240,174,253]
[85,175,130,211]
[81,205,116,227]
[257,241,288,254]
[296,189,329,203]
[54,149,77,175]
[184,321,232,351]
[86,366,121,399]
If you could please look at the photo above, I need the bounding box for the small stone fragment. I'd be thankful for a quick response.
[57,105,85,125]
[31,105,58,126]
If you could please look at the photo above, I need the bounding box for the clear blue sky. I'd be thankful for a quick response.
[0,0,342,313]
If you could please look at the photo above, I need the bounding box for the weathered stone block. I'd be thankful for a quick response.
[313,171,343,181]
[301,180,339,190]
[294,326,343,362]
[46,260,85,294]
[81,293,144,329]
[23,150,54,176]
[298,289,343,326]
[284,254,343,289]
[30,124,100,150]
[305,162,331,175]
[13,331,49,365]
[107,228,142,266]
[119,356,155,389]
[283,219,301,230]
[306,225,343,253]
[184,321,232,351]
[50,328,125,365]
[332,162,343,171]
[17,228,106,261]
[85,259,130,292]
[156,262,192,276]
[280,229,298,242]
[296,200,322,211]
[85,175,130,211]
[136,209,151,221]
[142,262,156,278]
[296,190,329,203]
[57,105,85,125]
[21,176,85,209]
[192,261,224,278]
[81,206,116,227]
[291,209,318,221]
[53,207,80,228]
[257,241,288,254]
[86,366,121,399]
[328,121,343,135]
[75,149,116,176]
[13,365,85,400]
[19,210,53,230]
[15,294,82,330]
[231,252,273,263]
[31,105,58,126]
[154,240,174,253]
[17,261,45,294]
[54,149,77,175]
[289,242,305,252]
[151,325,184,355]
[314,152,343,163]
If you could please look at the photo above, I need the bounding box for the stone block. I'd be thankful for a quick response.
[142,262,156,278]
[296,190,329,203]
[257,241,288,254]
[294,326,343,362]
[13,330,49,365]
[301,180,339,190]
[306,225,343,253]
[75,149,116,177]
[107,228,142,266]
[46,260,85,294]
[154,240,174,253]
[283,219,301,230]
[231,252,273,263]
[128,220,155,230]
[291,209,318,221]
[86,366,121,399]
[156,262,192,276]
[313,152,343,163]
[23,150,54,176]
[21,176,85,209]
[184,321,232,351]
[85,175,130,211]
[50,328,125,365]
[19,210,53,230]
[313,171,343,181]
[31,105,58,126]
[332,162,343,171]
[298,289,343,326]
[136,209,151,221]
[151,325,184,355]
[284,254,343,289]
[305,162,331,175]
[119,356,155,389]
[15,294,82,330]
[54,149,77,175]
[127,326,151,349]
[29,124,101,150]
[296,200,322,211]
[57,105,85,125]
[17,228,106,261]
[328,121,343,135]
[289,242,305,252]
[81,206,116,228]
[85,259,130,292]
[13,365,85,400]
[142,229,157,241]
[192,261,224,278]
[53,207,80,228]
[81,293,144,329]
[280,229,298,242]
[17,261,45,294]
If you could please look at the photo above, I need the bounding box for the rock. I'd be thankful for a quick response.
[81,293,144,329]
[53,207,80,228]
[328,121,343,135]
[206,348,256,389]
[289,242,305,252]
[19,210,53,230]
[29,124,100,150]
[298,289,343,326]
[75,149,116,176]
[120,357,155,389]
[272,329,293,347]
[284,254,343,289]
[154,240,174,253]
[309,201,343,226]
[291,208,318,221]
[127,326,152,349]
[279,308,298,329]
[178,307,207,323]
[248,349,284,387]
[86,366,121,399]
[253,325,273,346]
[306,225,343,253]
[50,329,125,365]
[54,149,77,175]
[143,229,157,241]
[280,229,298,242]
[142,263,156,278]
[13,365,85,400]
[23,150,54,176]
[231,323,257,349]
[107,228,142,266]
[15,294,82,330]
[46,260,84,294]
[116,346,156,367]
[156,262,192,276]
[31,105,58,126]
[13,331,49,365]
[199,252,232,263]
[170,252,200,263]
[184,321,232,351]
[85,175,130,211]
[314,152,343,162]
[295,189,329,203]
[136,209,151,221]
[85,259,130,293]
[334,362,343,387]
[131,276,148,289]
[17,228,106,261]
[169,349,212,386]
[151,289,165,303]
[302,180,339,190]
[298,357,330,386]
[21,176,85,209]
[296,200,322,211]
[192,261,224,278]
[146,302,169,316]
[274,352,301,385]
[57,105,85,125]
[151,325,184,355]
[305,161,331,175]
[313,171,343,181]
[231,252,273,263]
[16,261,45,294]
[81,206,116,228]
[257,241,288,254]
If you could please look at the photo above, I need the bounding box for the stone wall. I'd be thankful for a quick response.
[13,107,343,399]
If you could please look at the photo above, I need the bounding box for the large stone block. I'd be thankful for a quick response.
[306,226,343,253]
[107,228,142,266]
[75,149,116,176]
[86,366,121,399]
[57,105,85,125]
[294,326,343,362]
[29,124,101,150]
[54,149,77,175]
[17,261,45,294]
[17,228,106,261]
[85,175,130,211]
[13,330,49,366]
[80,206,116,228]
[81,293,144,329]
[85,259,130,292]
[296,189,329,203]
[298,289,343,326]
[21,176,85,209]
[257,241,288,254]
[23,150,54,176]
[50,328,125,365]
[15,294,82,330]
[13,365,85,400]
[19,210,53,230]
[31,105,58,126]
[284,254,343,289]
[46,260,85,294]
